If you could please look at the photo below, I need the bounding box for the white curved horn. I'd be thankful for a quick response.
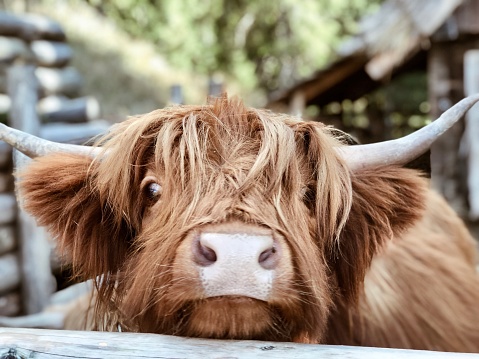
[338,94,479,171]
[0,123,103,158]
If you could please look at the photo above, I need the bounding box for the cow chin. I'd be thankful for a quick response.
[183,296,284,341]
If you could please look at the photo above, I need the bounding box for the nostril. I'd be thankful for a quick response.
[258,246,278,270]
[201,243,217,263]
[194,237,217,266]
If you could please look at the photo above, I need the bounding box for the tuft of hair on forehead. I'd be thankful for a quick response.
[91,94,351,238]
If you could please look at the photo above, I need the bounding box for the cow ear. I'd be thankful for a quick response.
[331,167,427,304]
[17,153,132,280]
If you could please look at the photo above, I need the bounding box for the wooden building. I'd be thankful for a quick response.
[269,0,479,223]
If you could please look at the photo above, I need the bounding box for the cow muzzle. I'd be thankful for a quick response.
[191,224,284,301]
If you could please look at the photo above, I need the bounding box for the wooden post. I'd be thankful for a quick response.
[0,328,477,359]
[464,50,479,220]
[289,90,306,116]
[170,84,183,104]
[428,42,467,215]
[7,64,55,314]
[208,77,223,97]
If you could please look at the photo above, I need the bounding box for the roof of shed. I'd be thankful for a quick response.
[270,0,471,107]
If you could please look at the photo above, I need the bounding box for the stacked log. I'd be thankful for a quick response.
[0,140,19,317]
[0,13,101,124]
[0,10,109,318]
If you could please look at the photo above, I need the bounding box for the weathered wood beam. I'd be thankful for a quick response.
[40,120,109,145]
[31,40,73,67]
[0,193,15,225]
[0,66,6,93]
[0,328,476,359]
[0,36,32,63]
[0,12,66,41]
[36,66,83,97]
[0,93,11,115]
[8,64,55,314]
[0,141,12,170]
[0,311,64,329]
[0,291,20,316]
[0,253,20,294]
[38,96,100,124]
[0,225,15,255]
[464,50,479,220]
[0,173,13,193]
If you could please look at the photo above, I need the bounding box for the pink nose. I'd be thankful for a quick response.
[192,230,281,301]
[194,232,279,270]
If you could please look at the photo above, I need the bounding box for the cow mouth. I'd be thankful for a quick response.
[206,295,262,303]
[179,295,284,340]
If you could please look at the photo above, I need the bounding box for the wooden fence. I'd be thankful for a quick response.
[0,10,108,318]
[1,328,478,359]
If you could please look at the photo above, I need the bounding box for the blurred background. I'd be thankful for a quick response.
[2,0,386,119]
[0,0,478,320]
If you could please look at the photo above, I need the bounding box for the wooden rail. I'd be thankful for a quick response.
[0,328,478,359]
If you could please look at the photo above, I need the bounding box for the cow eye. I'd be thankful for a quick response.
[141,176,162,202]
[146,182,162,199]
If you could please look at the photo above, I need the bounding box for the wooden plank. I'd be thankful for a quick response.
[31,40,73,67]
[38,96,100,124]
[0,281,91,329]
[0,328,476,359]
[0,173,13,193]
[8,64,55,314]
[0,225,15,255]
[0,93,11,115]
[464,50,479,219]
[0,68,6,93]
[49,281,92,306]
[40,120,109,146]
[22,14,66,41]
[449,0,479,37]
[0,193,16,225]
[0,141,12,170]
[0,311,64,329]
[36,67,83,97]
[0,291,20,316]
[0,253,20,294]
[0,12,66,41]
[0,12,28,37]
[0,36,32,63]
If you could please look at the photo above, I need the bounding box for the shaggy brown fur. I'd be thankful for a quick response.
[17,96,479,351]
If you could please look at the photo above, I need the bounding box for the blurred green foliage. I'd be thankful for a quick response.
[316,72,429,142]
[83,0,381,92]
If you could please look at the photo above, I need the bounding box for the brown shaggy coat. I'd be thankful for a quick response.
[18,96,479,352]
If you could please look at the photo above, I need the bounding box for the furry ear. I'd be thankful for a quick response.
[331,167,427,304]
[17,153,133,280]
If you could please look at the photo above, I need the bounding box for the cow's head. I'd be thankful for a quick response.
[4,94,479,343]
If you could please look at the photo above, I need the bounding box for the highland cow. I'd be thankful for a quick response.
[2,95,479,352]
